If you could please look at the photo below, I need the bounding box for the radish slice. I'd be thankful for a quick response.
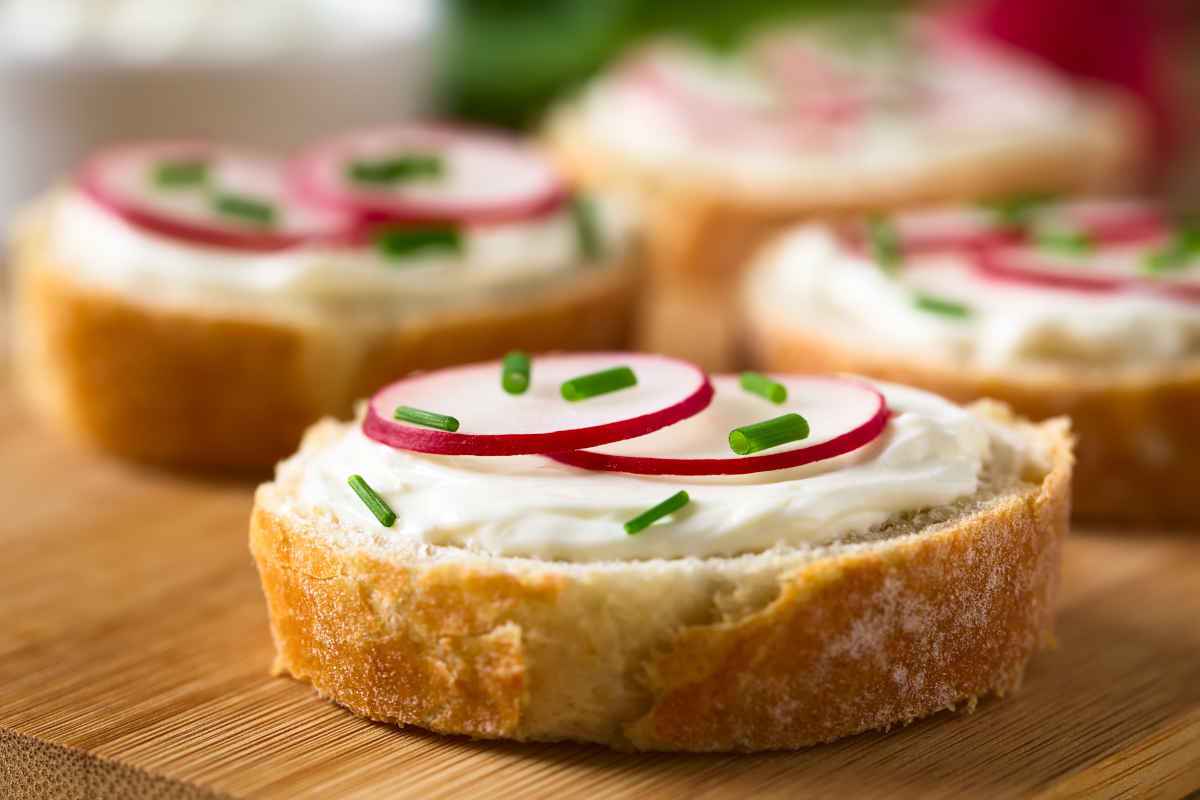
[289,124,569,226]
[363,353,714,456]
[620,53,854,148]
[77,141,352,252]
[549,375,888,476]
[846,199,1168,260]
[975,240,1200,303]
[753,35,907,123]
[844,207,1023,257]
[1050,199,1168,246]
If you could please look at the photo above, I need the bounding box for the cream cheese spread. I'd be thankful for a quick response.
[747,227,1200,368]
[290,381,996,562]
[574,27,1082,190]
[48,188,631,315]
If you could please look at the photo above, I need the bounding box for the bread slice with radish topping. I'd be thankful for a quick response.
[13,126,638,469]
[250,354,1072,751]
[744,197,1200,523]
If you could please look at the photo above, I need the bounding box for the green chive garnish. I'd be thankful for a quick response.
[212,192,276,226]
[1143,225,1200,274]
[560,366,637,402]
[375,227,462,260]
[866,215,902,272]
[570,195,603,261]
[728,413,809,456]
[740,371,787,404]
[1036,228,1094,255]
[624,490,690,535]
[501,350,531,395]
[394,405,460,432]
[347,154,443,185]
[913,291,971,319]
[982,192,1055,228]
[153,159,208,188]
[347,474,396,527]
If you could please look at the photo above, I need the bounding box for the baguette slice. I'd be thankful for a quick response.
[747,320,1200,525]
[250,402,1072,751]
[741,220,1200,525]
[12,199,636,471]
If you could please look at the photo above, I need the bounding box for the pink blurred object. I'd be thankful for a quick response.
[959,0,1175,171]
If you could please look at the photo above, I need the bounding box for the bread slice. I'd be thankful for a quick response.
[745,317,1200,525]
[12,202,637,471]
[250,402,1072,751]
[544,86,1144,372]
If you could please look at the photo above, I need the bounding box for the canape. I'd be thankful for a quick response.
[744,197,1197,522]
[251,352,1071,750]
[13,125,637,469]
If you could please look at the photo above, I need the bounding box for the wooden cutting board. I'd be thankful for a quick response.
[1,368,1199,800]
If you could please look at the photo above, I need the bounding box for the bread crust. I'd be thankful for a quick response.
[249,410,1072,751]
[747,323,1200,524]
[12,213,637,470]
[544,89,1144,371]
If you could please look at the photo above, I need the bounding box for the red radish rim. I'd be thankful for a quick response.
[843,200,1168,261]
[362,353,715,456]
[973,246,1200,303]
[549,376,889,476]
[974,247,1129,294]
[1065,204,1169,246]
[288,122,570,226]
[77,141,350,252]
[841,220,1023,258]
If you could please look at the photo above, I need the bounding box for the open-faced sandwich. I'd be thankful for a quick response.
[250,352,1071,751]
[744,196,1196,523]
[13,125,637,469]
[545,14,1146,370]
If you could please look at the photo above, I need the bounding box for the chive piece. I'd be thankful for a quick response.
[347,154,443,185]
[866,214,902,272]
[570,195,603,261]
[1143,225,1200,274]
[982,192,1056,228]
[1036,228,1094,255]
[212,192,276,226]
[728,413,810,456]
[560,366,637,402]
[624,490,690,535]
[347,474,396,527]
[375,227,462,260]
[740,371,787,404]
[913,291,971,318]
[501,350,531,395]
[393,405,460,432]
[152,159,208,188]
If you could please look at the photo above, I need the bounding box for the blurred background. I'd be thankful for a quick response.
[0,0,1197,232]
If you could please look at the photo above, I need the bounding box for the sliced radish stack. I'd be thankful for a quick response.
[550,375,888,476]
[363,353,714,456]
[77,141,352,251]
[975,240,1200,303]
[289,124,569,226]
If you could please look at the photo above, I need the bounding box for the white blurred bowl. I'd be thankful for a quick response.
[0,0,440,231]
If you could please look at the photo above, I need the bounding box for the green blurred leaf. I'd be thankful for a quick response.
[442,0,911,128]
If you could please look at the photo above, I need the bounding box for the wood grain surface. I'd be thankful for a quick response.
[1,366,1199,799]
